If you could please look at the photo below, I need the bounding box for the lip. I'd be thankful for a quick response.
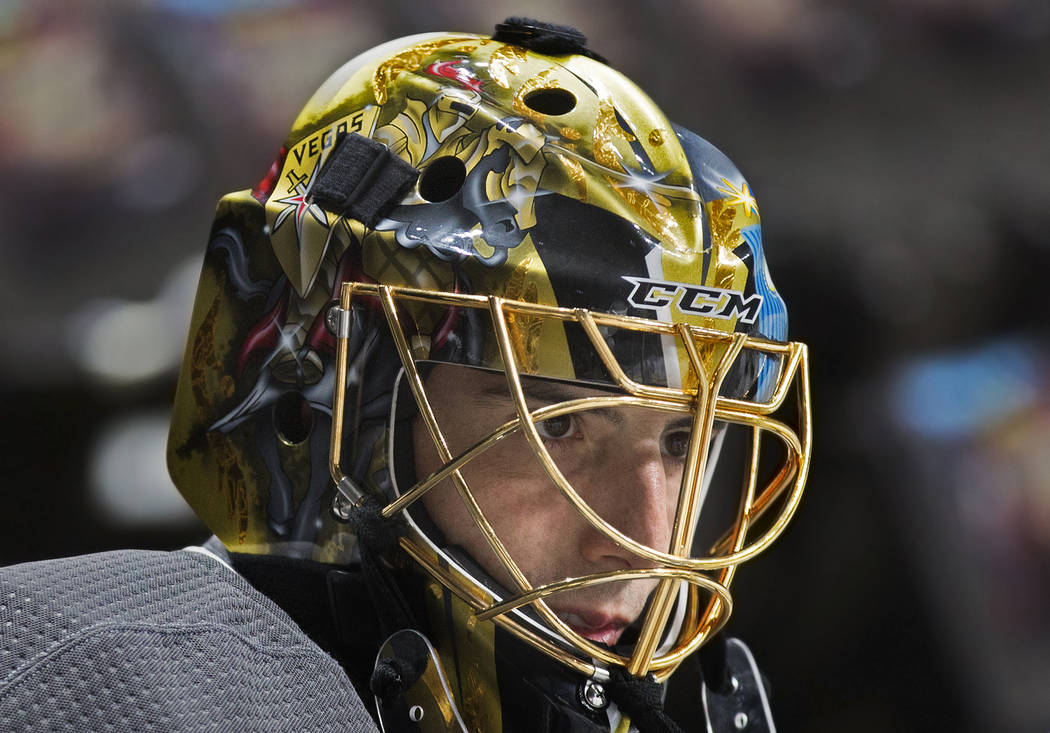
[554,609,629,647]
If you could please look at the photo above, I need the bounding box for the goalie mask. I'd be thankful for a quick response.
[168,23,811,731]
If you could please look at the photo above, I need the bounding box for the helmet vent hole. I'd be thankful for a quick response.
[523,88,576,115]
[418,156,467,202]
[274,391,313,445]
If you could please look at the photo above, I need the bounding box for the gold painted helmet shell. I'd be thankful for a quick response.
[168,30,810,687]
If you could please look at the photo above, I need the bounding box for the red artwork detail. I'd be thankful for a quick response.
[426,60,482,92]
[431,272,462,351]
[237,290,289,376]
[304,308,335,356]
[251,147,288,203]
[304,242,379,355]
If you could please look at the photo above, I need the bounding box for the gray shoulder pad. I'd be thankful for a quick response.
[0,549,378,732]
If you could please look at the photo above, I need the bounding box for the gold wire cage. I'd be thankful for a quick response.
[329,281,811,680]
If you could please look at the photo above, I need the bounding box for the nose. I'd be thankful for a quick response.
[576,437,674,569]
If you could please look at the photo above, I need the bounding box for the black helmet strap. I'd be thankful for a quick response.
[311,132,420,229]
[493,17,609,64]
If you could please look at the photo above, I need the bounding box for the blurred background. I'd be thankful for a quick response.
[2,0,1049,730]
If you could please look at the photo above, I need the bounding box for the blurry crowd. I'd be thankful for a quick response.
[2,1,1048,730]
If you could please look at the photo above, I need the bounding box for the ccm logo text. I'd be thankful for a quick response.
[622,276,763,325]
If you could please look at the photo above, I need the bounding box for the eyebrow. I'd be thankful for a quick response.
[478,379,694,431]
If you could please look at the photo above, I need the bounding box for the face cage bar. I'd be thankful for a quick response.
[329,281,812,680]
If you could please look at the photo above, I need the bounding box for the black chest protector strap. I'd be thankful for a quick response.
[228,551,382,703]
[341,495,417,638]
[228,514,422,711]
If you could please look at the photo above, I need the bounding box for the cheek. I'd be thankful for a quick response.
[420,437,547,538]
[419,479,471,547]
[417,436,572,582]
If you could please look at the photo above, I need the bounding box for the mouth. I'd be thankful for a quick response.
[555,609,629,647]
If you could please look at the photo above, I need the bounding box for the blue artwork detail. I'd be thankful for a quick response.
[740,225,788,401]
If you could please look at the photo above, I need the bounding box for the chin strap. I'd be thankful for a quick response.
[341,494,442,713]
[345,495,401,555]
[343,495,415,637]
[606,669,684,733]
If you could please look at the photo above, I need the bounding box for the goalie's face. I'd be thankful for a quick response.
[414,365,692,647]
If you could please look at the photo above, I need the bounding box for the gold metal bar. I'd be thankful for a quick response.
[475,566,730,621]
[649,593,733,675]
[483,297,759,572]
[716,342,805,416]
[712,407,801,438]
[350,281,491,309]
[483,296,706,662]
[664,325,715,555]
[696,424,764,642]
[482,295,593,640]
[679,586,701,650]
[379,287,537,595]
[328,283,357,500]
[706,442,797,557]
[685,322,794,352]
[346,281,804,350]
[382,394,686,517]
[735,425,764,553]
[331,280,811,677]
[499,306,719,570]
[625,330,745,674]
[623,324,724,675]
[706,346,812,565]
[671,330,747,555]
[399,539,494,608]
[627,581,680,675]
[399,537,596,676]
[575,309,693,404]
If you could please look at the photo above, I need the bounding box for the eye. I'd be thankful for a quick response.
[662,430,691,460]
[536,415,575,440]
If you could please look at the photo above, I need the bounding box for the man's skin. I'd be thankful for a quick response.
[414,364,694,647]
